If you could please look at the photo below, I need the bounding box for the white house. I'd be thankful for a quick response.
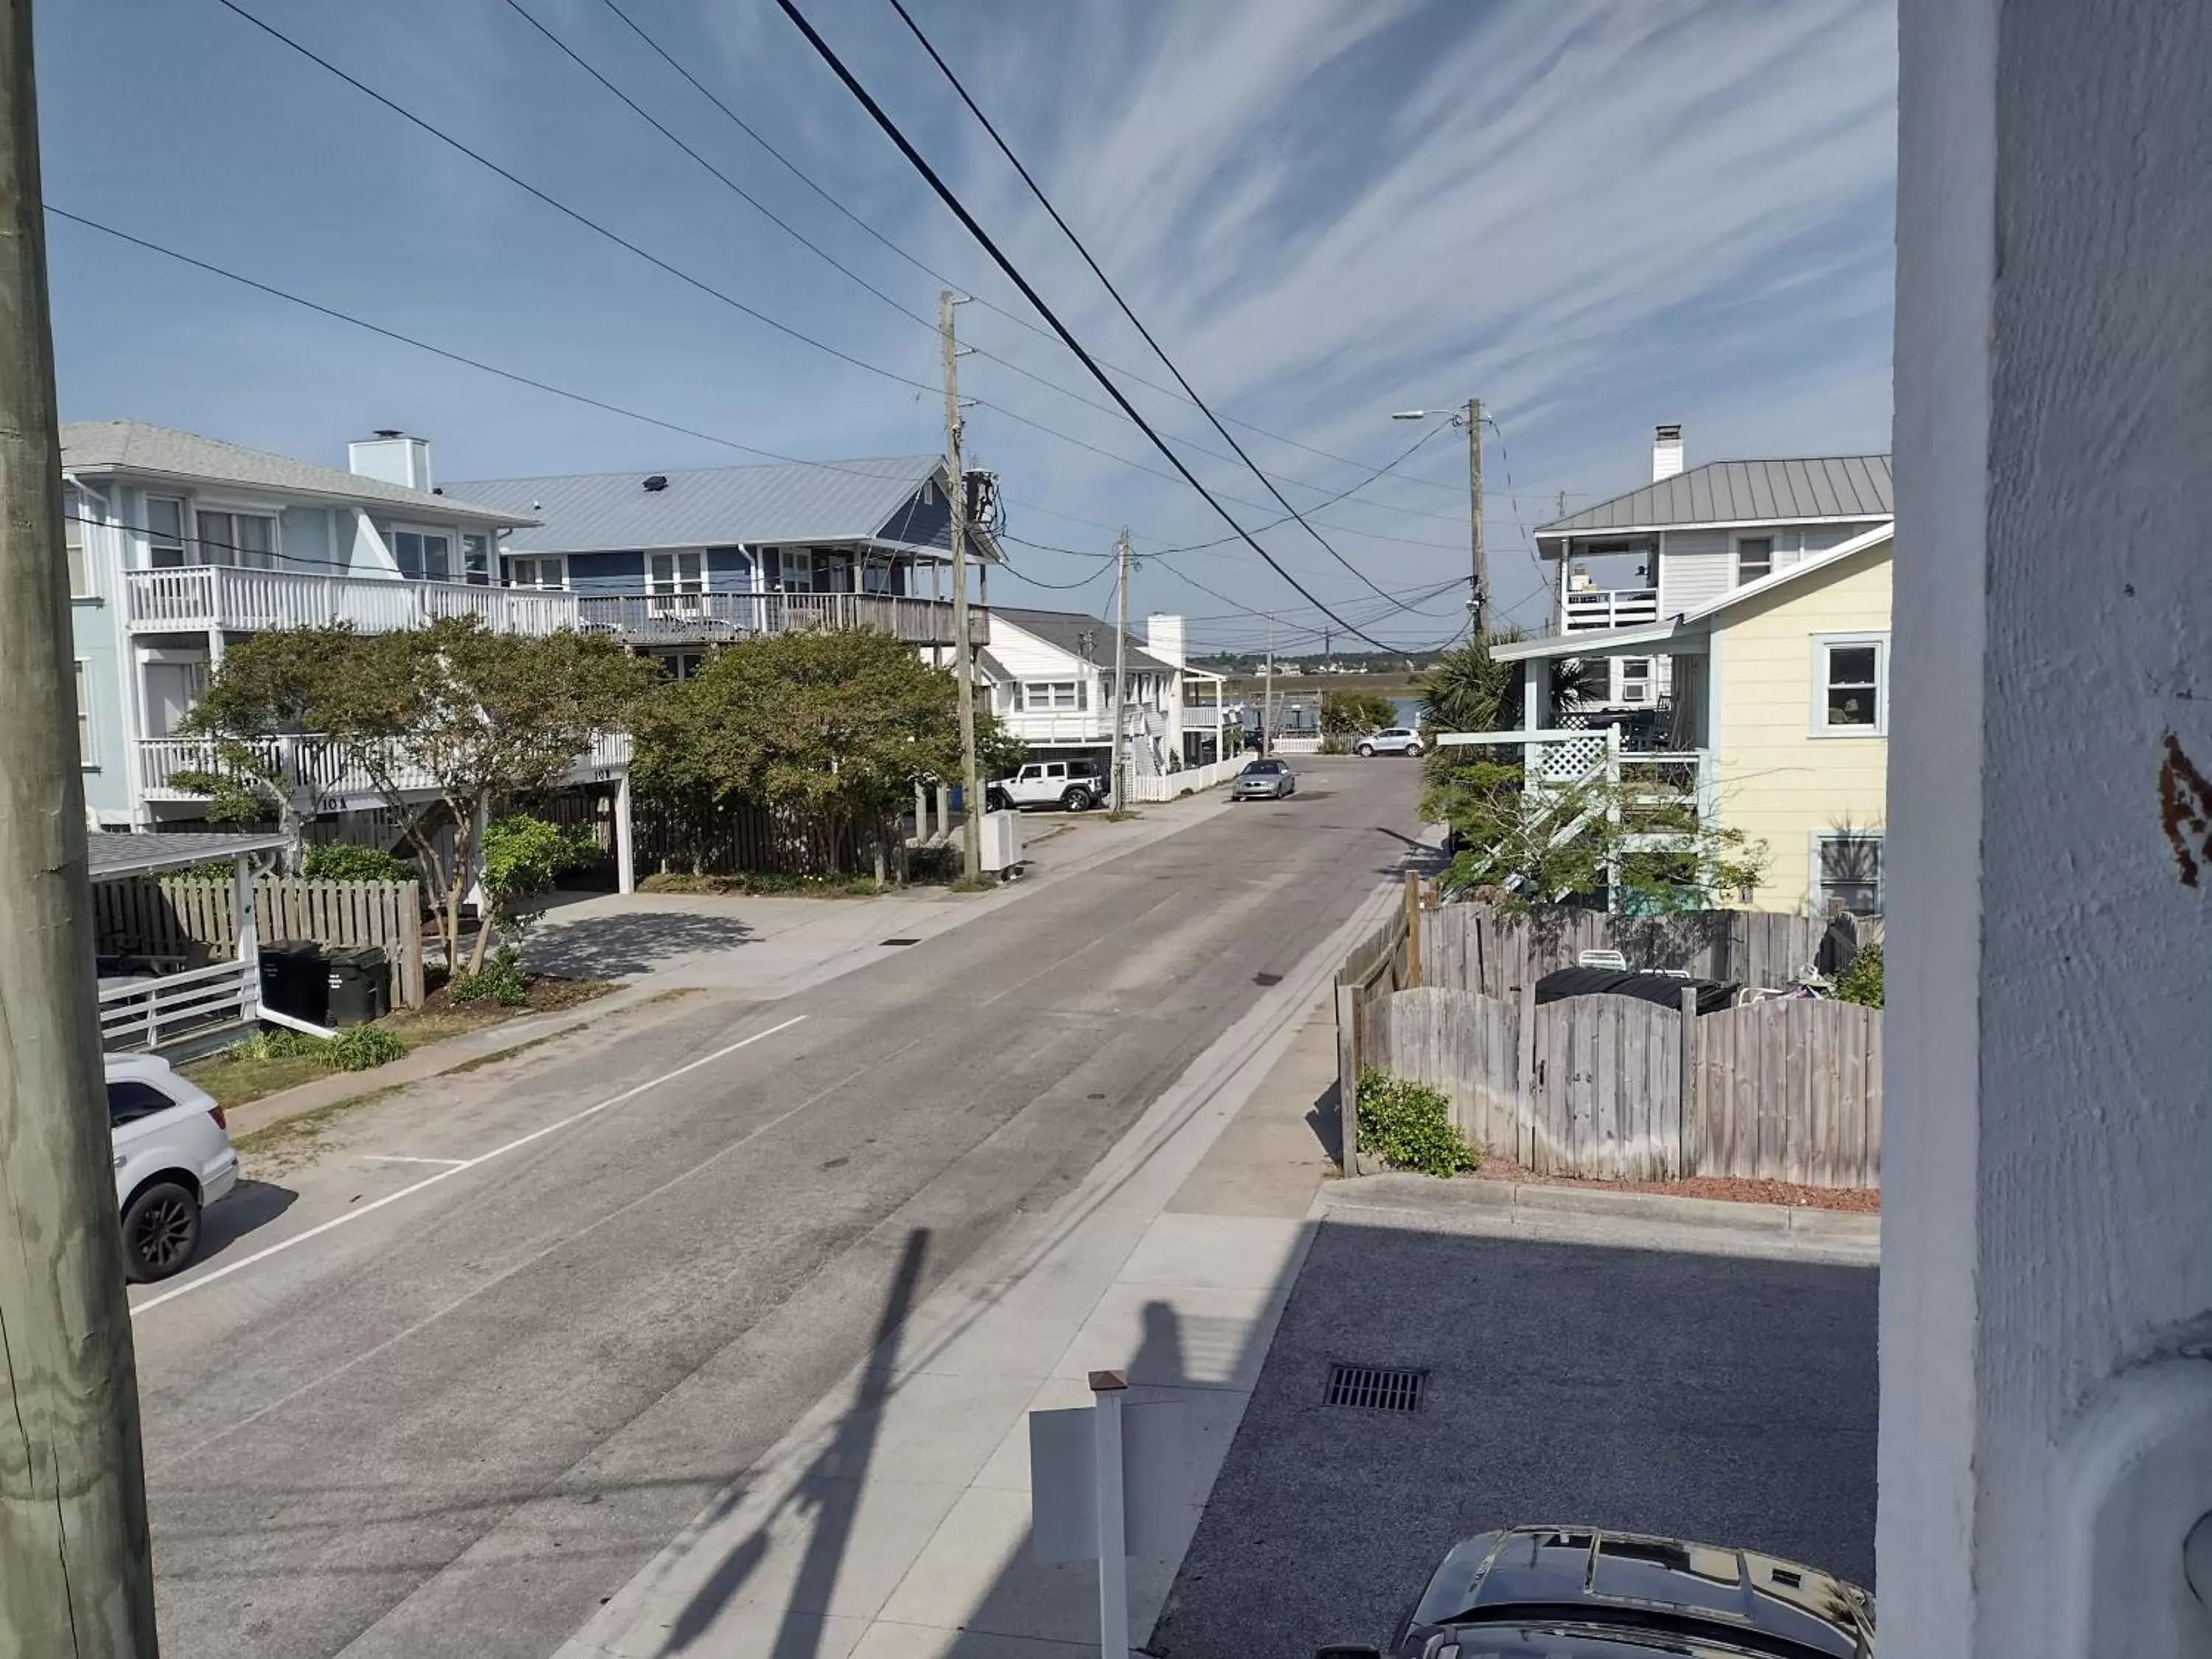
[981,607,1228,778]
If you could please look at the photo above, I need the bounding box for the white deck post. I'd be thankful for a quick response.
[1885,3,2212,1653]
[1521,658,1545,785]
[233,852,260,1017]
[613,771,636,895]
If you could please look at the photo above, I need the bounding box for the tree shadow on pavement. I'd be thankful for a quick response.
[521,911,757,980]
[661,1228,931,1657]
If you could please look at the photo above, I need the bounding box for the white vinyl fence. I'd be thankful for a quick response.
[1128,753,1253,801]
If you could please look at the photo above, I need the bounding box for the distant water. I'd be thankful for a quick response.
[1393,695,1422,728]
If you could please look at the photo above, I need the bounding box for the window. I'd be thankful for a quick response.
[1619,658,1652,704]
[1736,536,1774,582]
[195,510,276,569]
[1016,681,1086,711]
[386,526,451,582]
[74,660,95,767]
[106,1079,178,1127]
[145,496,188,568]
[1815,634,1888,734]
[778,546,813,591]
[1818,833,1883,917]
[649,551,703,594]
[507,555,566,590]
[64,486,90,595]
[462,533,491,585]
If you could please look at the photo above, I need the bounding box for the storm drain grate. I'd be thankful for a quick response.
[1324,1363,1427,1412]
[879,938,921,947]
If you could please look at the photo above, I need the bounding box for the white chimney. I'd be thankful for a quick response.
[1652,423,1684,482]
[349,429,434,492]
[1143,612,1186,667]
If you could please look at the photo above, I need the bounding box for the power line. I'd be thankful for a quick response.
[764,0,1396,652]
[880,0,1436,618]
[594,0,1477,512]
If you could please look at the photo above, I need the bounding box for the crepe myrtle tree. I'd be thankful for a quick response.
[179,617,655,970]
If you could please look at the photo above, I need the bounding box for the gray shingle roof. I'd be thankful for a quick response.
[1537,456,1893,535]
[60,421,529,524]
[993,606,1180,675]
[86,829,292,880]
[445,455,973,555]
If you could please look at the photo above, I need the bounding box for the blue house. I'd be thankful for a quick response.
[444,454,999,674]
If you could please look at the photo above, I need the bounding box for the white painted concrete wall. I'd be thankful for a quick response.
[1885,0,2212,1650]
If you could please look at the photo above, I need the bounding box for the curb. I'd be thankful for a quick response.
[1326,1171,1882,1242]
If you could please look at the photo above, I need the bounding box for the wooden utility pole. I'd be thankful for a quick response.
[1466,397,1487,639]
[940,290,981,881]
[0,4,161,1651]
[1110,526,1130,813]
[1262,613,1275,758]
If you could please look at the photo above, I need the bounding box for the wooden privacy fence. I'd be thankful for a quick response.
[635,799,874,877]
[94,877,425,1008]
[1354,984,1882,1187]
[1418,902,1873,998]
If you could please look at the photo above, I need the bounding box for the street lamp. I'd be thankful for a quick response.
[1389,399,1484,633]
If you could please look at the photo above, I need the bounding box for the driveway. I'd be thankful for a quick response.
[1150,1189,1879,1658]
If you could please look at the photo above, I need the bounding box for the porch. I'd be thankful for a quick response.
[574,590,985,648]
[125,565,580,636]
[137,730,632,807]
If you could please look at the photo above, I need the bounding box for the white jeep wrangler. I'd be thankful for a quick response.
[986,758,1110,813]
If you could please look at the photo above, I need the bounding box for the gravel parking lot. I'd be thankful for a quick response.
[1150,1196,1879,1658]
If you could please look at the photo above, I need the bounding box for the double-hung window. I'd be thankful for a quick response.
[63,486,89,595]
[1814,633,1888,734]
[145,497,188,568]
[1016,681,1086,712]
[195,509,276,569]
[507,555,565,591]
[1736,536,1774,583]
[648,551,704,613]
[1817,833,1883,916]
[386,526,451,582]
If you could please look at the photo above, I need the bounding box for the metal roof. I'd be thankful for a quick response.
[60,421,530,524]
[1537,456,1893,535]
[445,456,985,557]
[991,607,1181,675]
[86,830,291,880]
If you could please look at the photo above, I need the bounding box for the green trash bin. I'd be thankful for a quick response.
[324,945,390,1027]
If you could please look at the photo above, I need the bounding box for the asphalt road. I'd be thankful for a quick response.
[127,757,1423,1659]
[1150,1197,1879,1659]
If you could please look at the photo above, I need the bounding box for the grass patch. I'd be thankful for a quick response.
[232,1085,406,1166]
[638,869,892,898]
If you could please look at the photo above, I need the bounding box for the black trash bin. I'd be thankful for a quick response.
[325,945,391,1028]
[258,941,328,1026]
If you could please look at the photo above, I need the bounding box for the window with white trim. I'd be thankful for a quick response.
[145,496,188,568]
[74,660,95,767]
[1817,832,1883,916]
[507,555,566,591]
[1619,658,1652,704]
[462,532,492,585]
[1736,536,1774,582]
[1015,681,1087,712]
[1815,634,1888,734]
[649,551,704,594]
[195,509,276,570]
[63,486,89,596]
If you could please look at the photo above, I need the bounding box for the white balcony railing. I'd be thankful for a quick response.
[139,730,630,804]
[574,590,986,647]
[125,566,581,636]
[1561,586,1661,633]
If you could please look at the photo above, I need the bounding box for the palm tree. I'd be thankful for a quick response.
[1417,636,1517,734]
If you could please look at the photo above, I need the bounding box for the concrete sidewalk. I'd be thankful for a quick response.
[553,883,1374,1659]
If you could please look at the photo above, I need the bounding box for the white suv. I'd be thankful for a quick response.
[985,759,1110,813]
[109,1054,239,1282]
[1356,727,1425,757]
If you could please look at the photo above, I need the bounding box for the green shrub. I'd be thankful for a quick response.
[327,1023,406,1071]
[1833,942,1884,1008]
[451,944,531,1006]
[234,1026,324,1061]
[1355,1068,1479,1178]
[303,842,415,882]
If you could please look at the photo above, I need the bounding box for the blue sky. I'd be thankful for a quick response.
[38,0,1896,654]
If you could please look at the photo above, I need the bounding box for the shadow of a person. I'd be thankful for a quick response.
[1130,1298,1187,1389]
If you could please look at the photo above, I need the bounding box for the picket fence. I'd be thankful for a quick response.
[94,877,425,1008]
[1358,985,1882,1187]
[1128,754,1250,802]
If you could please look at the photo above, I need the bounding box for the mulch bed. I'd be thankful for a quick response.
[1475,1155,1879,1213]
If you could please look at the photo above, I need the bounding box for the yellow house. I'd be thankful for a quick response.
[1486,448,1893,916]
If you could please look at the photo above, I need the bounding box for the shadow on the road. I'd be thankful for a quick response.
[197,1179,299,1263]
[522,911,757,979]
[661,1228,931,1656]
[1305,1079,1345,1169]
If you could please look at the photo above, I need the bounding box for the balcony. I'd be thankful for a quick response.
[125,566,580,636]
[139,730,630,807]
[1561,586,1661,633]
[574,591,987,648]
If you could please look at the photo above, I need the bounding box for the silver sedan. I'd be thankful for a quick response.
[1231,758,1298,799]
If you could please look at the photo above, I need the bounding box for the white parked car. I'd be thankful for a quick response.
[108,1054,238,1282]
[984,758,1110,813]
[1356,727,1425,757]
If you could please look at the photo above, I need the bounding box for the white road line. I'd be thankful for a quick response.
[132,1014,809,1317]
[355,1155,470,1167]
